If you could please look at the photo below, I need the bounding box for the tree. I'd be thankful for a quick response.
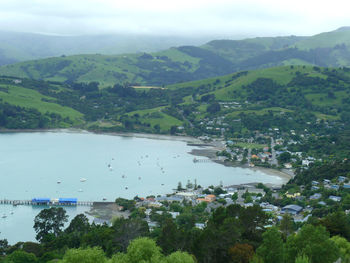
[60,247,107,263]
[229,243,254,263]
[0,239,9,256]
[65,214,90,234]
[33,207,68,242]
[207,102,221,114]
[295,255,310,263]
[321,211,350,240]
[170,126,178,135]
[6,250,38,263]
[280,213,294,238]
[257,227,284,263]
[112,217,149,253]
[157,218,182,255]
[165,251,195,263]
[124,237,162,263]
[278,152,291,164]
[330,236,350,263]
[285,224,339,263]
[115,198,136,211]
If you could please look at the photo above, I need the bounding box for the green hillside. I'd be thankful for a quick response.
[1,28,350,87]
[295,27,350,50]
[1,65,349,135]
[0,31,210,66]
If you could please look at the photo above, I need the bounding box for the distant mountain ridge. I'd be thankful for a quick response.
[0,27,350,86]
[0,31,210,65]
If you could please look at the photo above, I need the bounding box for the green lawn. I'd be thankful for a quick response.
[0,84,83,121]
[127,107,183,132]
[234,142,267,149]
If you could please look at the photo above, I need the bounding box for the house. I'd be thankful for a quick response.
[281,204,303,215]
[329,195,341,202]
[310,193,322,200]
[302,160,312,166]
[331,185,339,191]
[343,184,350,189]
[156,196,184,203]
[311,186,319,191]
[197,194,216,203]
[338,176,347,183]
[311,181,319,186]
[323,179,331,184]
[284,163,292,169]
[195,223,206,229]
[169,212,180,219]
[286,192,300,198]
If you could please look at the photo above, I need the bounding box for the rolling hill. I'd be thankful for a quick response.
[1,65,349,134]
[1,27,350,87]
[0,31,210,66]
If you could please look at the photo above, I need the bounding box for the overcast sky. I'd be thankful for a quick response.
[0,0,349,38]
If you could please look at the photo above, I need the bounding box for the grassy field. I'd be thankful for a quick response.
[234,142,268,149]
[0,84,83,122]
[127,107,183,132]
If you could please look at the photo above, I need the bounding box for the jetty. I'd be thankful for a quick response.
[1,198,94,207]
[193,157,212,163]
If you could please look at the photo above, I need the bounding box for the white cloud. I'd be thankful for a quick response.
[0,0,349,37]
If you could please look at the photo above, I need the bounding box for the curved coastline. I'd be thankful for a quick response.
[0,128,292,186]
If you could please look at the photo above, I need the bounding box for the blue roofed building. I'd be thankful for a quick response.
[281,204,303,215]
[58,198,77,205]
[32,198,50,205]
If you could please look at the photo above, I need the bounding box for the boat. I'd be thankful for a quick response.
[80,178,87,182]
[102,197,107,201]
[78,189,83,192]
[57,181,61,184]
[1,214,6,218]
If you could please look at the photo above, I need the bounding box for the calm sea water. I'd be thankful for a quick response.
[0,131,283,243]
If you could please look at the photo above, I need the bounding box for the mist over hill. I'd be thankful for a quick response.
[0,31,211,65]
[0,27,350,87]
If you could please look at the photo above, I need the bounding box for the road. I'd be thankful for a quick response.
[270,137,278,166]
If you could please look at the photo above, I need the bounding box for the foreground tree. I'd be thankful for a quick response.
[285,224,339,263]
[229,243,254,263]
[257,227,284,263]
[60,247,107,263]
[33,207,68,242]
[5,250,37,263]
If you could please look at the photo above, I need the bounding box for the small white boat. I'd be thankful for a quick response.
[57,181,61,184]
[78,189,83,192]
[10,211,14,215]
[2,214,6,218]
[102,197,107,201]
[80,178,87,182]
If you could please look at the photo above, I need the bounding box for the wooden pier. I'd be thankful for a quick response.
[193,158,212,163]
[0,199,94,206]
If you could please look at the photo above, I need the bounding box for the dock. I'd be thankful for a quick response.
[0,199,94,206]
[193,157,212,163]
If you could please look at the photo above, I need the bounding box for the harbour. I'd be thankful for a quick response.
[0,131,285,243]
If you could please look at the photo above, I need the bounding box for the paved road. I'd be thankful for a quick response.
[270,137,278,166]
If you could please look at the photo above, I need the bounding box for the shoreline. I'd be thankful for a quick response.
[0,128,201,144]
[0,128,292,186]
[189,147,293,187]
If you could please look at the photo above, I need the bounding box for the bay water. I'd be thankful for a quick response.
[0,131,283,243]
